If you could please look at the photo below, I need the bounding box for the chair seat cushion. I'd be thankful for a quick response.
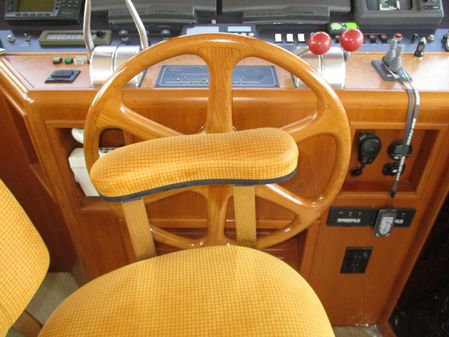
[39,246,334,337]
[90,128,298,201]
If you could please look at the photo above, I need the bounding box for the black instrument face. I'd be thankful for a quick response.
[4,0,82,22]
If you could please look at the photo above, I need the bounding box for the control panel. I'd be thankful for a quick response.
[259,28,449,53]
[156,65,278,88]
[0,0,448,54]
[327,207,416,228]
[3,27,449,54]
[39,30,112,46]
[0,0,448,68]
[355,0,444,30]
[4,0,82,22]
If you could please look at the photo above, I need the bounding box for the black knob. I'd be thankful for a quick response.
[442,33,449,51]
[350,167,363,176]
[380,34,388,43]
[95,29,105,38]
[388,140,413,161]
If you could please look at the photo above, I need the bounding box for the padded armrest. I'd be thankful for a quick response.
[90,128,298,201]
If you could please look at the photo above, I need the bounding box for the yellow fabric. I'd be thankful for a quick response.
[90,128,298,198]
[40,246,334,337]
[121,198,157,259]
[0,180,49,337]
[233,186,257,247]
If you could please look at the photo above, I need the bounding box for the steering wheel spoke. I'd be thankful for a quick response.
[255,184,321,220]
[100,102,181,140]
[204,185,233,245]
[255,184,324,248]
[198,47,245,133]
[282,106,339,143]
[151,226,206,249]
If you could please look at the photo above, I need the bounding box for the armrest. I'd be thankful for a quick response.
[90,128,298,202]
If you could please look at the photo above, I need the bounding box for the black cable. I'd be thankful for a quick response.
[390,75,420,198]
[379,63,420,198]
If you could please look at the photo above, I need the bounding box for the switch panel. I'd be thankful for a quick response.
[327,207,375,227]
[394,208,416,227]
[45,69,80,83]
[341,247,373,274]
[327,207,416,228]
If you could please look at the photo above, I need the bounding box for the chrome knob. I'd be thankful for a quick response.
[7,34,15,43]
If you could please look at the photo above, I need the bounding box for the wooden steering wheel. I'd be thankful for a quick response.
[84,33,351,250]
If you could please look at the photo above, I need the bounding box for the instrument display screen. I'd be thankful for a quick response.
[227,26,252,32]
[18,0,54,12]
[185,26,220,35]
[222,0,351,14]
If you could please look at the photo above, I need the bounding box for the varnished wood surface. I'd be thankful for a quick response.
[2,51,449,91]
[1,45,449,330]
[0,92,77,273]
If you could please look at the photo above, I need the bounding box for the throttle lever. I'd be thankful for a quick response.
[340,29,364,52]
[293,29,362,89]
[307,32,332,55]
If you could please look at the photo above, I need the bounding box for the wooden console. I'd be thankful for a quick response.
[1,51,449,332]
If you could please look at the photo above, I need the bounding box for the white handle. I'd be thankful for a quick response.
[83,0,94,57]
[125,0,149,50]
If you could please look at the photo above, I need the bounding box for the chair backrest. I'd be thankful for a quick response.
[0,180,49,336]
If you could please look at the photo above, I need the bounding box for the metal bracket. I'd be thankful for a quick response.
[372,60,412,82]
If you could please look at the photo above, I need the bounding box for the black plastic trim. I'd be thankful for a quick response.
[100,169,297,203]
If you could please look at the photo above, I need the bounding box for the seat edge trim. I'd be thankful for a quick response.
[99,169,297,203]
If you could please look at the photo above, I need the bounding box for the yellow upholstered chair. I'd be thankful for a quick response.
[0,179,334,337]
[1,34,351,337]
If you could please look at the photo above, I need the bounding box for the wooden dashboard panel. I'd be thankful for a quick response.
[1,51,449,333]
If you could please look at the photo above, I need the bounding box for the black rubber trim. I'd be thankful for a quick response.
[99,169,297,203]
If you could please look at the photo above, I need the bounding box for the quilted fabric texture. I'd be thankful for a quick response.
[0,180,49,336]
[40,245,334,337]
[90,128,298,200]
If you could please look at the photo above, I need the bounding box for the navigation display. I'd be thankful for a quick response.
[222,0,350,23]
[18,0,54,12]
[223,0,350,14]
[92,0,216,24]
